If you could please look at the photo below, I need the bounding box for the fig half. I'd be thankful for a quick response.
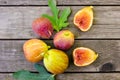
[74,6,93,31]
[73,47,98,66]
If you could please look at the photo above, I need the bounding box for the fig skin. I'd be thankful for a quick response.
[53,30,74,51]
[23,39,49,63]
[32,17,53,39]
[43,49,69,74]
[73,47,98,66]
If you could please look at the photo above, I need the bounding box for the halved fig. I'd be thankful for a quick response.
[73,47,98,66]
[74,6,93,31]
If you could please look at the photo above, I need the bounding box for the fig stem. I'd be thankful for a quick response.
[47,46,51,49]
[52,74,56,77]
[54,26,59,32]
[41,52,46,56]
[90,6,93,8]
[35,52,46,59]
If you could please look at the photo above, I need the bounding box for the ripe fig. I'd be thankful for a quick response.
[23,39,50,63]
[44,49,69,74]
[73,47,98,66]
[53,30,74,51]
[32,17,53,39]
[74,6,93,31]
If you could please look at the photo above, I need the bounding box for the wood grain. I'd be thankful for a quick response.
[0,6,120,39]
[0,40,120,72]
[0,0,120,5]
[0,0,119,79]
[1,73,120,80]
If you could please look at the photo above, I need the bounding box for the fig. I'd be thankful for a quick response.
[23,39,50,63]
[32,17,53,39]
[73,6,93,31]
[53,30,74,51]
[73,47,98,66]
[44,49,69,74]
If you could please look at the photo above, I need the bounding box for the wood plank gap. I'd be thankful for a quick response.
[1,38,120,40]
[64,71,120,73]
[1,5,120,7]
[75,38,120,40]
[0,72,38,74]
[1,71,120,74]
[0,39,53,40]
[0,5,48,7]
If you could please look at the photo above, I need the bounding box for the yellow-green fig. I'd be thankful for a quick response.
[43,49,69,74]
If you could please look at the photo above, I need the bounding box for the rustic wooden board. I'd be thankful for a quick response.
[0,0,120,5]
[1,73,120,80]
[0,6,120,39]
[0,40,119,72]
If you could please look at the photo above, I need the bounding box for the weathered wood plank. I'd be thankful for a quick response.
[1,73,120,80]
[0,40,120,72]
[0,0,120,5]
[0,6,120,39]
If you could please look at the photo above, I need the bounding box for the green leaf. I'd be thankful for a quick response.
[42,0,71,32]
[34,63,48,74]
[60,23,69,28]
[13,64,55,80]
[48,0,58,17]
[13,70,40,80]
[48,0,59,25]
[42,14,58,31]
[59,7,71,23]
[42,14,55,26]
[59,7,71,29]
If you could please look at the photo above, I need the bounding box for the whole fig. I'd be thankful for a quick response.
[23,39,49,63]
[44,49,69,74]
[53,30,74,50]
[32,17,53,39]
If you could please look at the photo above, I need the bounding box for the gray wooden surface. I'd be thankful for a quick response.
[0,6,120,39]
[0,0,120,80]
[0,40,119,72]
[0,0,120,5]
[1,73,120,80]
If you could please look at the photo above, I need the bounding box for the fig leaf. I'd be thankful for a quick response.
[42,0,71,32]
[13,64,55,80]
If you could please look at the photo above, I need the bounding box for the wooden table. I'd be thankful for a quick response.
[0,0,120,80]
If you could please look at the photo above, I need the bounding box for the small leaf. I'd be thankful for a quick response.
[48,75,55,80]
[42,14,55,25]
[48,0,59,22]
[47,0,60,31]
[13,70,39,80]
[34,63,48,74]
[13,64,55,80]
[60,23,69,28]
[59,7,71,28]
[42,14,58,31]
[41,0,71,31]
[59,7,71,23]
